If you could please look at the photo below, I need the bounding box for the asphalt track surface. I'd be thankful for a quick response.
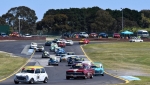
[0,40,125,85]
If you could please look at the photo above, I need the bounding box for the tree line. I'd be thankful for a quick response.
[0,6,150,35]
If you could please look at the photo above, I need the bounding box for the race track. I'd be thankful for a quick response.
[0,40,125,85]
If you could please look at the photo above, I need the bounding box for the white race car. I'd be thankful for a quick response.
[60,55,79,62]
[65,40,74,46]
[36,46,44,52]
[14,66,48,84]
[30,42,37,49]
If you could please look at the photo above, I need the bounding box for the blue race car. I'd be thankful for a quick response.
[91,62,104,76]
[55,48,66,56]
[48,57,59,66]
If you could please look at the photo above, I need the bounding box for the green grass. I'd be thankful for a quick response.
[0,52,27,79]
[83,42,150,85]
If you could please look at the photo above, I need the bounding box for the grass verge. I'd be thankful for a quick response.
[82,42,150,85]
[0,52,27,80]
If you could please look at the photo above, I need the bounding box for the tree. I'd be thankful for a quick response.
[0,16,6,25]
[2,6,38,34]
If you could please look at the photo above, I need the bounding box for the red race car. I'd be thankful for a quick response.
[66,63,94,79]
[57,41,66,48]
[79,39,89,44]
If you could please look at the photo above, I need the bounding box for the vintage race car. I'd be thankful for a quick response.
[36,46,44,52]
[14,66,48,84]
[91,62,104,76]
[54,47,61,53]
[129,37,143,42]
[42,51,50,58]
[66,63,94,79]
[60,55,79,62]
[57,41,66,48]
[67,56,84,66]
[48,57,59,66]
[65,40,74,46]
[55,48,66,56]
[50,43,58,52]
[79,38,89,44]
[30,42,37,49]
[45,41,52,46]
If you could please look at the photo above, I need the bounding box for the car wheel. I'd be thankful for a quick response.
[66,76,70,80]
[83,75,87,79]
[14,80,19,84]
[29,78,34,84]
[43,77,48,83]
[90,74,93,79]
[101,73,104,76]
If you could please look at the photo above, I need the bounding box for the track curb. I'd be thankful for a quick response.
[80,45,129,84]
[0,50,35,82]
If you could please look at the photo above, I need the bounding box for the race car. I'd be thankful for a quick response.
[66,63,94,79]
[57,41,66,48]
[50,43,58,52]
[14,66,48,84]
[79,38,90,44]
[55,48,66,56]
[129,37,143,42]
[48,57,59,66]
[30,42,37,49]
[45,41,52,46]
[42,51,50,58]
[54,47,61,53]
[60,55,79,62]
[91,62,104,76]
[36,46,44,52]
[67,56,84,66]
[65,40,74,46]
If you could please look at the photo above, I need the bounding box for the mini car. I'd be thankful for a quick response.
[24,34,32,37]
[129,37,143,42]
[66,63,94,79]
[56,48,66,56]
[113,33,120,38]
[48,57,59,66]
[79,38,90,44]
[30,42,37,49]
[57,41,66,48]
[89,33,98,38]
[67,56,84,66]
[60,55,79,62]
[14,66,48,84]
[36,46,44,52]
[65,40,74,46]
[50,43,58,52]
[91,62,104,76]
[54,47,61,53]
[42,51,50,58]
[45,41,52,46]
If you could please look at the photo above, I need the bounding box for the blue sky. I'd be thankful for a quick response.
[0,0,150,21]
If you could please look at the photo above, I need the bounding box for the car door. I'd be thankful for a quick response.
[35,69,42,81]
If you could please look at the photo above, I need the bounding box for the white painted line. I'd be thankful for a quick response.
[27,49,34,55]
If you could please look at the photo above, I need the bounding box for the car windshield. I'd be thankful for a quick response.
[21,69,34,73]
[91,65,99,68]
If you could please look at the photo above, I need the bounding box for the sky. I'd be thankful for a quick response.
[0,0,150,22]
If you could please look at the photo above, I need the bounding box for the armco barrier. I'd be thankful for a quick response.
[0,36,46,40]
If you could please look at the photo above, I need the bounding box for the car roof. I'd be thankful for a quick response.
[24,66,44,69]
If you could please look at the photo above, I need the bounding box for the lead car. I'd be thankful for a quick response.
[14,66,49,84]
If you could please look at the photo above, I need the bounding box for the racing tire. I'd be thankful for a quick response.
[14,80,19,84]
[83,75,87,79]
[29,78,34,84]
[66,76,70,80]
[90,74,93,79]
[101,73,104,76]
[43,77,48,83]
